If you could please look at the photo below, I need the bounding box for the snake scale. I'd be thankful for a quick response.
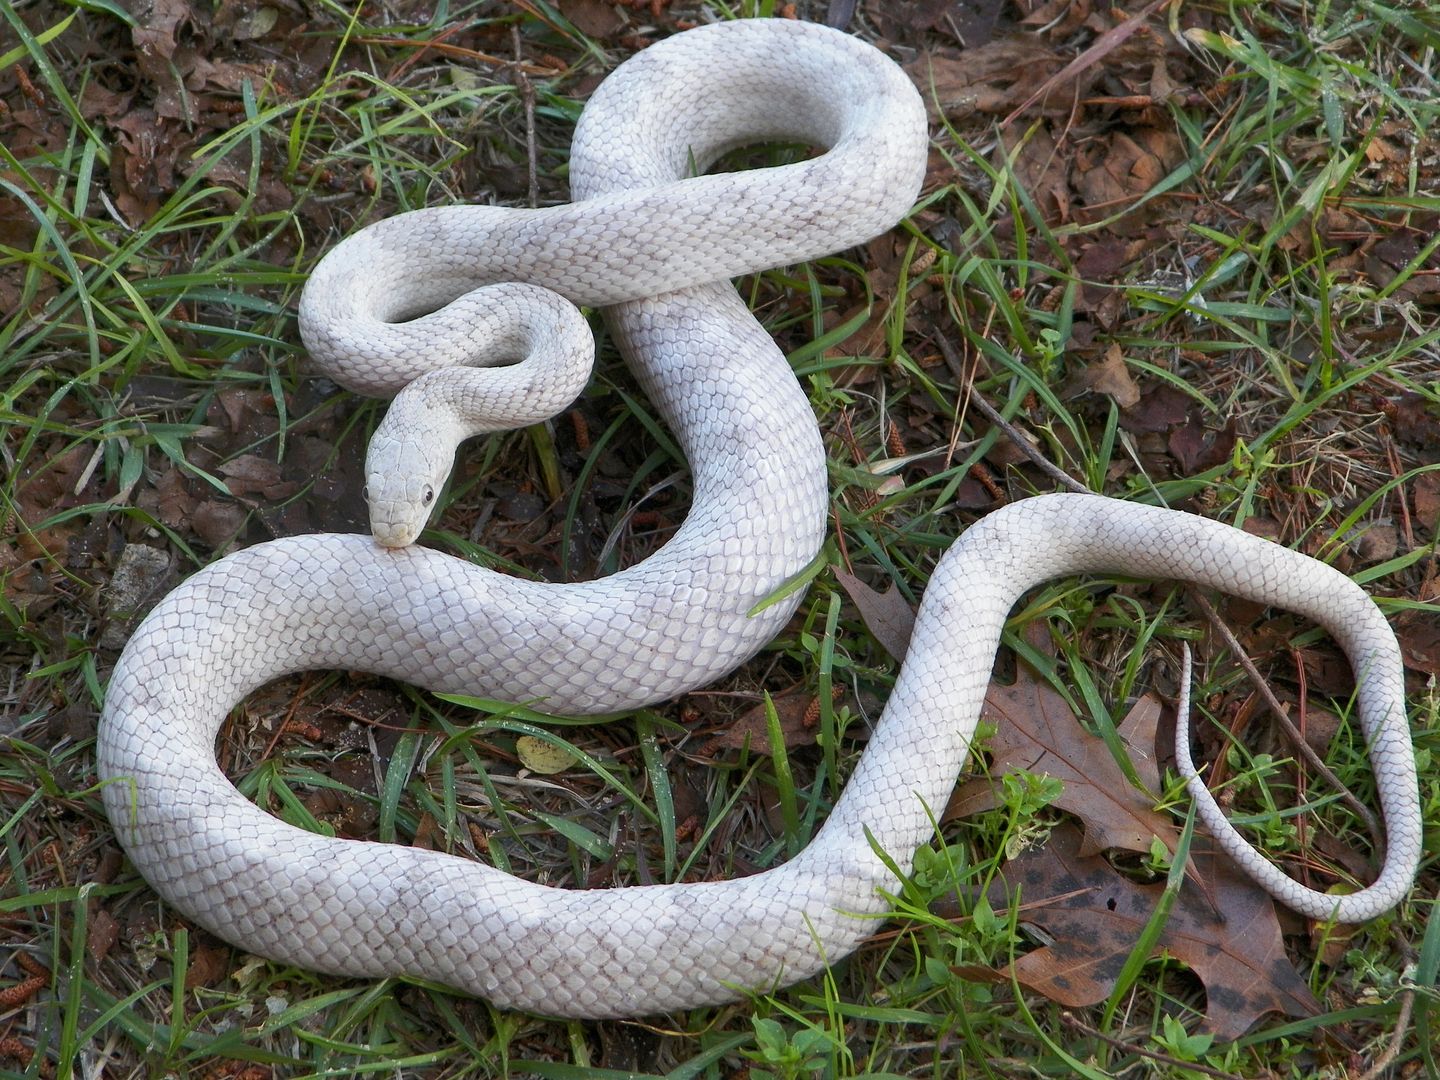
[99,18,1421,1018]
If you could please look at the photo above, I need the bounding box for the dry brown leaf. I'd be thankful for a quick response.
[217,455,301,500]
[1019,0,1091,38]
[866,0,1012,43]
[130,0,202,121]
[6,443,94,562]
[832,565,916,660]
[1074,236,1148,327]
[1070,342,1141,409]
[1387,392,1440,451]
[192,500,247,549]
[947,660,1179,860]
[85,906,120,963]
[184,943,233,989]
[1168,415,1237,474]
[1000,0,1171,126]
[135,466,196,529]
[78,81,136,123]
[1072,128,1183,231]
[905,39,1065,124]
[1354,524,1399,563]
[997,122,1070,225]
[1076,236,1146,281]
[978,823,1322,1039]
[703,687,816,756]
[1121,383,1191,435]
[1397,616,1440,677]
[301,756,380,840]
[109,109,186,220]
[557,0,626,39]
[131,0,192,63]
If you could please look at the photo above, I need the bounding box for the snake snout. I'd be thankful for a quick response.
[365,478,430,548]
[370,516,421,549]
[365,429,444,548]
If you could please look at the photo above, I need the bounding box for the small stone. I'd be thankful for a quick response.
[99,544,172,649]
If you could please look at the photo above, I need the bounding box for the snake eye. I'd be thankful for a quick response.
[422,485,435,506]
[362,484,370,502]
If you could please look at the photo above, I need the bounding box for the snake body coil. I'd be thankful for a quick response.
[99,19,1421,1019]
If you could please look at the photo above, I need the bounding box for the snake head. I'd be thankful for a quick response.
[365,393,463,548]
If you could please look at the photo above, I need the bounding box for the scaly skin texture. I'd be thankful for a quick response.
[98,19,1421,1019]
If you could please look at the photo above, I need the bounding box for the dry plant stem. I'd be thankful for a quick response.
[937,337,1089,495]
[380,22,482,81]
[1183,587,1385,848]
[512,25,540,209]
[357,35,560,76]
[999,0,1178,127]
[1059,1012,1243,1079]
[967,385,1089,495]
[1353,982,1416,1080]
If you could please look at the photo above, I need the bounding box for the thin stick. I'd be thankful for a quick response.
[1354,984,1416,1080]
[511,25,540,209]
[936,335,1089,494]
[1184,588,1385,849]
[1060,1012,1244,1080]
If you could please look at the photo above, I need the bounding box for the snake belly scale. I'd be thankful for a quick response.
[98,19,1422,1019]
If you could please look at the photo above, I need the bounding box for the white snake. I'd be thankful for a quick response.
[99,18,1422,1019]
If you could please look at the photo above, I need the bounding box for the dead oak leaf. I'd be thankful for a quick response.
[1068,342,1141,409]
[947,660,1178,860]
[1169,414,1238,474]
[1397,615,1440,678]
[1121,383,1191,435]
[85,906,120,964]
[837,571,1177,860]
[134,465,196,530]
[131,0,204,121]
[1386,392,1440,452]
[109,109,186,219]
[866,0,989,40]
[997,121,1071,226]
[192,500,247,549]
[217,454,301,500]
[556,0,627,38]
[701,687,816,757]
[1072,128,1185,232]
[183,943,233,989]
[979,823,1322,1039]
[1020,0,1093,39]
[131,0,192,62]
[832,565,916,661]
[904,39,1066,124]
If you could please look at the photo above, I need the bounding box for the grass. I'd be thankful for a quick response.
[2,0,1439,1077]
